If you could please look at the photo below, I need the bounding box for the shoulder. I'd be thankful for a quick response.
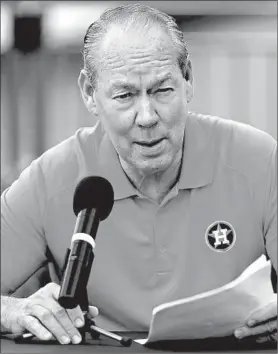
[37,121,105,200]
[188,112,277,179]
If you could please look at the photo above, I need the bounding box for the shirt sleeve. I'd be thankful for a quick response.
[263,143,277,273]
[1,158,48,295]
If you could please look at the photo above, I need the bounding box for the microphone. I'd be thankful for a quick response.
[16,176,131,346]
[58,176,114,309]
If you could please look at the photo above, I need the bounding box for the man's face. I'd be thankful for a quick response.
[93,26,192,175]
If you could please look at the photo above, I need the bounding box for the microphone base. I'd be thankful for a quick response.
[80,318,101,342]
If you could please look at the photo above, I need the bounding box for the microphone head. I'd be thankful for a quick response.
[73,176,114,221]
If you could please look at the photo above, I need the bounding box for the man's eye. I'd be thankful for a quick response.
[156,88,173,94]
[114,93,132,100]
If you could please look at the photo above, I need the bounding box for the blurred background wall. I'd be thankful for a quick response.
[1,1,277,192]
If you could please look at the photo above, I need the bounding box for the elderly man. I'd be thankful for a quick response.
[1,3,277,346]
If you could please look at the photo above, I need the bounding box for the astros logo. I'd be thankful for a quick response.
[205,221,236,252]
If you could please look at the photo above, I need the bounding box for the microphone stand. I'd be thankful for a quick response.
[78,287,132,346]
[61,247,132,346]
[15,248,132,347]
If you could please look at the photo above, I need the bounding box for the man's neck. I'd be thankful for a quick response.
[119,149,183,204]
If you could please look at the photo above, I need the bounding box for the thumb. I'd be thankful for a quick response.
[88,305,99,318]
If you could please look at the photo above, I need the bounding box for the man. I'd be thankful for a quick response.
[1,3,277,346]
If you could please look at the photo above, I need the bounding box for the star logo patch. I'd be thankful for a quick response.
[205,221,236,252]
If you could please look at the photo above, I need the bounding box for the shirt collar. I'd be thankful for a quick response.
[178,112,213,189]
[98,112,213,200]
[98,128,138,201]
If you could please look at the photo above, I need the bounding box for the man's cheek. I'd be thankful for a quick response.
[165,108,185,127]
[115,137,133,156]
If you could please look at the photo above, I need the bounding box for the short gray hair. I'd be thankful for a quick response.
[82,3,189,88]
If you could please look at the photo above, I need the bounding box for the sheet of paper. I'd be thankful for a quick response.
[135,255,274,344]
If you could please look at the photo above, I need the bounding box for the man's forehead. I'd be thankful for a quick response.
[95,24,180,89]
[100,24,173,56]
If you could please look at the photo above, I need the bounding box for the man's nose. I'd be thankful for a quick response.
[135,95,158,128]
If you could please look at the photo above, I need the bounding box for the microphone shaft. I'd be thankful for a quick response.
[74,208,99,236]
[58,208,100,309]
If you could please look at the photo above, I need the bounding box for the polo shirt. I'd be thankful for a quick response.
[1,112,277,331]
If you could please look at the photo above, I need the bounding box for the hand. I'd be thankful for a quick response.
[234,295,277,343]
[7,282,99,344]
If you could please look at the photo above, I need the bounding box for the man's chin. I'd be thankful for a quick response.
[132,157,171,175]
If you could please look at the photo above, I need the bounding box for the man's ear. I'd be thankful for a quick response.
[78,69,98,115]
[183,59,194,103]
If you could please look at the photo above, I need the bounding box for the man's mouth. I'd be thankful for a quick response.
[135,138,165,147]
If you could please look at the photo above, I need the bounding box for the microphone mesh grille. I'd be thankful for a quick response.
[73,176,114,221]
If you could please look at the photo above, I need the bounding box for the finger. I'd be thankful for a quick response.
[31,304,71,345]
[18,315,52,341]
[51,304,83,344]
[49,283,85,328]
[46,283,85,328]
[29,282,60,300]
[48,282,61,300]
[247,297,277,326]
[66,305,85,328]
[50,284,83,344]
[88,306,99,318]
[234,320,277,339]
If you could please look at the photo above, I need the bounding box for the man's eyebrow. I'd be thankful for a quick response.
[155,75,173,86]
[109,74,174,91]
[109,81,134,90]
[149,73,177,88]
